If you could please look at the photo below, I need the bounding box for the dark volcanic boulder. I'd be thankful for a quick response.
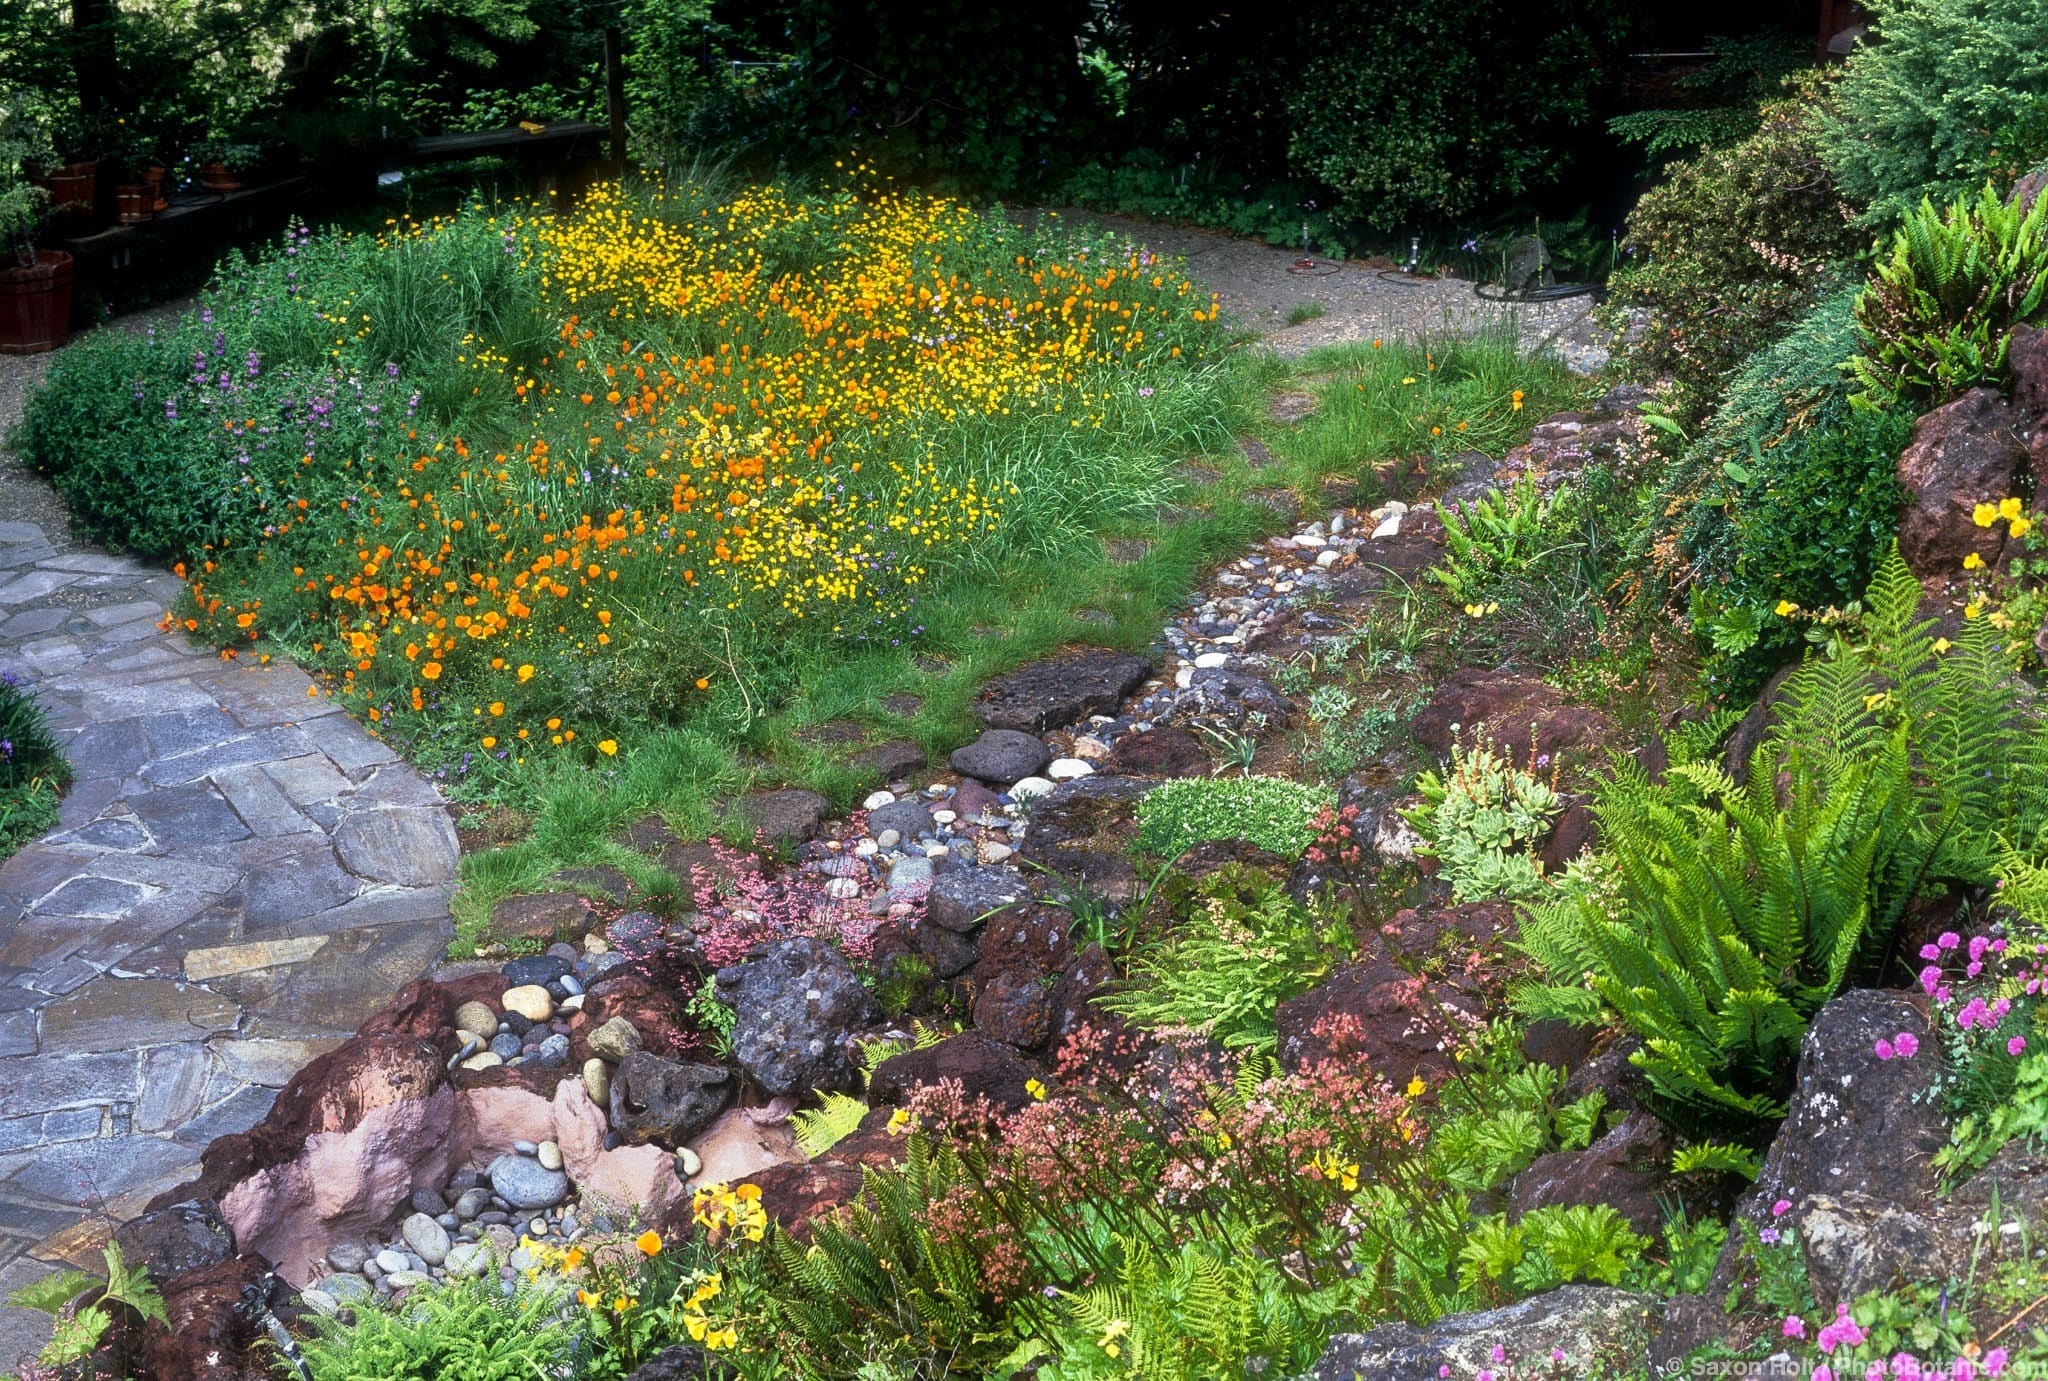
[718,937,878,1096]
[735,789,832,844]
[974,649,1151,732]
[114,1200,237,1282]
[607,1051,733,1146]
[869,1031,1036,1112]
[1511,1111,1674,1237]
[949,729,1053,785]
[926,865,1031,933]
[1307,1285,1656,1380]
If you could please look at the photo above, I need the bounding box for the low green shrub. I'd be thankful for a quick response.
[1431,474,1583,608]
[1819,0,2048,227]
[1848,182,2048,408]
[1685,400,1911,691]
[1606,77,1864,424]
[1133,775,1332,859]
[1406,738,1561,902]
[1457,1204,1647,1295]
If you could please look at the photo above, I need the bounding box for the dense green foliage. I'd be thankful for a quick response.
[0,672,69,861]
[1606,79,1863,422]
[301,1276,583,1380]
[1819,0,2048,227]
[1408,738,1563,902]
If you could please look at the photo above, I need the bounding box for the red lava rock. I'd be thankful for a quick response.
[1105,727,1211,778]
[1273,961,1481,1089]
[973,902,1073,983]
[1894,387,2027,581]
[2008,324,2048,489]
[1511,1110,1675,1237]
[140,1255,280,1381]
[974,970,1055,1050]
[574,970,692,1062]
[1410,668,1612,763]
[1537,798,1599,872]
[869,1031,1037,1111]
[1049,942,1119,1048]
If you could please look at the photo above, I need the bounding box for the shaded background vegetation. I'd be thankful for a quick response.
[3,0,1824,252]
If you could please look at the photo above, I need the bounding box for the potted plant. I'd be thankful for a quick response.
[107,121,158,224]
[0,100,71,354]
[192,138,261,192]
[30,102,105,223]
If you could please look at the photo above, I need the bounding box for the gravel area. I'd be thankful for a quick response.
[1024,209,1612,371]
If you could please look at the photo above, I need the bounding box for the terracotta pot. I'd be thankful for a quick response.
[37,160,98,218]
[200,164,243,192]
[113,184,154,224]
[0,250,74,355]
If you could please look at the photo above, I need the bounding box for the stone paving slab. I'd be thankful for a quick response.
[0,518,457,1286]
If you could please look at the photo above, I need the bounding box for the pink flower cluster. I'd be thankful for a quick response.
[1874,1031,1921,1061]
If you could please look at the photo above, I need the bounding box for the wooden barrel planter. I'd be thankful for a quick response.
[200,164,244,192]
[0,251,75,355]
[36,161,99,220]
[114,184,155,224]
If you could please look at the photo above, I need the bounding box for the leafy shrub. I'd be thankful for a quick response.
[300,1276,580,1381]
[1431,474,1583,607]
[1607,34,1815,160]
[0,670,68,861]
[1133,775,1332,859]
[1819,0,2048,227]
[1280,1,1630,228]
[1099,866,1355,1051]
[1606,78,1863,422]
[1457,1204,1647,1296]
[1848,182,2048,407]
[1685,400,1911,691]
[1407,738,1562,902]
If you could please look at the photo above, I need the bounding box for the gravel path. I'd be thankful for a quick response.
[1029,210,1612,371]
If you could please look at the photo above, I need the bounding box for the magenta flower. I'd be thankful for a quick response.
[1772,1198,1793,1218]
[1784,1315,1807,1339]
[1876,1039,1896,1060]
[2010,1036,2028,1056]
[1893,1031,1920,1057]
[1939,931,1961,950]
[1986,1347,2009,1376]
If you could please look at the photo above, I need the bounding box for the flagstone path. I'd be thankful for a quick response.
[0,484,459,1355]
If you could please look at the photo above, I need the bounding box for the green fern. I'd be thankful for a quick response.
[763,1137,1011,1379]
[1456,1205,1646,1296]
[1672,1141,1762,1180]
[1056,1232,1322,1380]
[1849,181,2048,406]
[791,1091,870,1158]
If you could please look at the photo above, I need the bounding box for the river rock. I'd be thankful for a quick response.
[488,1153,569,1210]
[399,1212,450,1266]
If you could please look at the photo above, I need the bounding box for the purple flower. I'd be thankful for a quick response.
[2009,1036,2027,1056]
[1783,1315,1807,1339]
[1771,1198,1793,1218]
[1893,1031,1920,1057]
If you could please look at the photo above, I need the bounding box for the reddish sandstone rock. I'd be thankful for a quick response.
[748,1160,866,1240]
[1895,387,2027,580]
[203,1035,456,1285]
[573,970,692,1062]
[1410,669,1611,763]
[973,902,1073,983]
[974,970,1054,1050]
